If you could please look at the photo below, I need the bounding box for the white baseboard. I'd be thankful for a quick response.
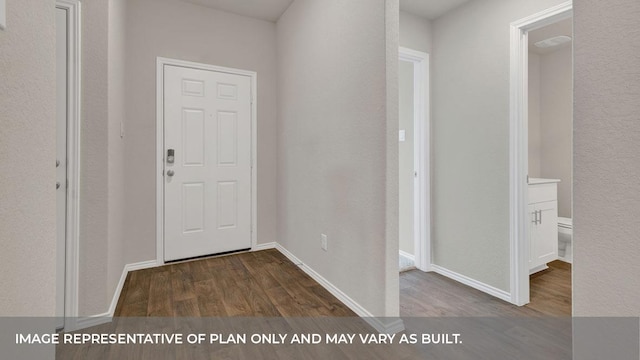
[73,259,157,331]
[275,244,404,334]
[431,264,511,303]
[399,250,415,271]
[75,246,405,335]
[253,242,277,251]
[74,314,111,330]
[529,264,549,275]
[399,250,415,262]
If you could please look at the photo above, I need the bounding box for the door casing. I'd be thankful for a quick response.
[156,57,258,265]
[56,0,81,331]
[399,47,431,272]
[509,1,573,306]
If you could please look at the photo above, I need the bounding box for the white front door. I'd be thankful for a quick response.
[55,6,68,329]
[163,65,252,262]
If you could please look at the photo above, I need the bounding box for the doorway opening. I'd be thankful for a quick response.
[398,47,431,273]
[510,1,573,310]
[56,0,81,331]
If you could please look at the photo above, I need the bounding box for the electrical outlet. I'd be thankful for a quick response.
[321,234,328,251]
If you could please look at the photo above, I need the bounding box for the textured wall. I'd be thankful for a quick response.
[573,0,640,316]
[123,0,278,264]
[0,0,57,316]
[78,0,110,316]
[277,0,393,316]
[384,0,400,317]
[431,0,567,291]
[107,0,128,314]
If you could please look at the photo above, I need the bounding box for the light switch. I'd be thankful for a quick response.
[0,0,6,30]
[399,130,406,142]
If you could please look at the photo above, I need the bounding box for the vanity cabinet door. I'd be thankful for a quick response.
[529,201,559,271]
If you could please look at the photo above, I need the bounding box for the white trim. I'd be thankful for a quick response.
[275,244,405,334]
[509,1,572,306]
[399,250,415,263]
[56,0,81,332]
[156,57,258,266]
[75,247,407,334]
[75,315,111,330]
[74,260,157,331]
[398,47,431,272]
[432,264,512,302]
[252,242,277,251]
[529,264,549,275]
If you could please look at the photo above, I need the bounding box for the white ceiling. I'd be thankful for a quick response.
[400,0,471,20]
[181,0,294,22]
[528,18,573,55]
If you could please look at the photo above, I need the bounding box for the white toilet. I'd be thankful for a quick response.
[558,217,573,263]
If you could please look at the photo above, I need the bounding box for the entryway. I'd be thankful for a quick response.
[398,47,431,273]
[157,59,257,263]
[510,2,573,307]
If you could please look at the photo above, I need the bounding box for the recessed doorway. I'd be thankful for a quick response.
[398,47,431,273]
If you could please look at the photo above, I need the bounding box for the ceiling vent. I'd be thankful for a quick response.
[534,35,572,49]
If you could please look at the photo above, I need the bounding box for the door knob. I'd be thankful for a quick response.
[56,182,61,189]
[56,160,60,168]
[167,170,175,177]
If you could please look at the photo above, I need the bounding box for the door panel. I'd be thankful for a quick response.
[182,109,205,166]
[164,65,252,262]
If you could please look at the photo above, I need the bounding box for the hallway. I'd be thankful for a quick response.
[400,261,572,317]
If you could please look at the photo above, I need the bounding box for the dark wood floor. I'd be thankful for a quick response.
[58,252,572,359]
[116,249,571,319]
[114,249,356,317]
[527,260,572,316]
[400,260,572,317]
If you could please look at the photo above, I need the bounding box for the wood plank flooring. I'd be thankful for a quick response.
[527,260,572,316]
[400,260,571,317]
[117,249,571,319]
[58,251,572,359]
[114,249,356,317]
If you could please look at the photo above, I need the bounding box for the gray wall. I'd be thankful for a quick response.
[107,0,128,315]
[529,47,573,218]
[528,53,542,177]
[573,0,640,316]
[78,0,110,316]
[277,0,397,316]
[431,0,567,291]
[0,0,57,316]
[539,47,572,218]
[399,10,432,53]
[123,0,278,265]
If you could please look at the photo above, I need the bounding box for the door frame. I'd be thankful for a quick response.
[56,0,81,330]
[156,57,258,265]
[398,47,431,272]
[509,1,572,306]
